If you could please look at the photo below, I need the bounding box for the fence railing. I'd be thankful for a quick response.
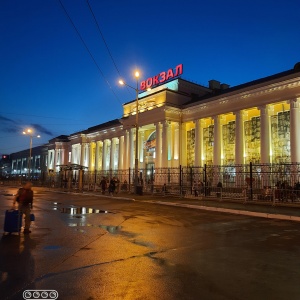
[2,162,300,205]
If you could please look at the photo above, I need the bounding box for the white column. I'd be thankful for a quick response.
[290,98,300,163]
[213,116,222,165]
[194,119,204,167]
[95,141,100,170]
[98,142,103,170]
[71,146,74,164]
[162,121,169,168]
[172,122,180,167]
[110,138,117,170]
[102,140,107,170]
[80,144,85,166]
[129,128,135,169]
[54,149,58,169]
[234,111,245,165]
[89,142,94,171]
[63,149,66,165]
[85,143,89,168]
[118,135,124,170]
[107,140,111,170]
[259,105,270,164]
[55,149,59,167]
[155,123,162,168]
[173,122,180,167]
[180,123,187,166]
[168,122,172,163]
[124,130,129,170]
[110,139,114,170]
[139,131,144,167]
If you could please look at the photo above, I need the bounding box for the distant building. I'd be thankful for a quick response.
[10,145,48,179]
[8,63,300,182]
[0,154,11,178]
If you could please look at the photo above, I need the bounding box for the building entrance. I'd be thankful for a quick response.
[146,163,155,183]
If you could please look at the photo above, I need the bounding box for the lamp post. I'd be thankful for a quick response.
[23,129,40,179]
[119,71,140,193]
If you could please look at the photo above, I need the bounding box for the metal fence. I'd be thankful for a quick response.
[2,162,300,205]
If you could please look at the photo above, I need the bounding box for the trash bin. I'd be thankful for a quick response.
[136,185,143,195]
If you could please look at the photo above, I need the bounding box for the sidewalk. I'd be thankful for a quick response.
[2,185,300,222]
[47,187,300,222]
[119,193,300,222]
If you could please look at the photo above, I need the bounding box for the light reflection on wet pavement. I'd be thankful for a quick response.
[61,207,109,214]
[67,222,121,233]
[52,202,111,215]
[53,203,120,234]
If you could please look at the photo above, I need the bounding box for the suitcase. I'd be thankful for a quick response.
[3,209,22,234]
[30,213,35,222]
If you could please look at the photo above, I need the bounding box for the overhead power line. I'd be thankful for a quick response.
[86,0,132,96]
[57,0,122,105]
[86,0,122,77]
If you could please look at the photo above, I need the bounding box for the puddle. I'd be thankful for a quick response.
[61,207,109,215]
[99,225,121,233]
[68,223,94,227]
[67,222,121,233]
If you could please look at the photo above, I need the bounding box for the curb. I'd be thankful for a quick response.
[151,201,300,222]
[17,188,300,223]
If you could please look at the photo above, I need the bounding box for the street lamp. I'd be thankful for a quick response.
[119,71,140,193]
[23,129,40,179]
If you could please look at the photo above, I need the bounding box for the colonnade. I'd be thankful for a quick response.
[191,99,300,166]
[49,99,300,173]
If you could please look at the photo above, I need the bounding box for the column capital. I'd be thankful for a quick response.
[193,118,204,126]
[212,115,222,123]
[173,121,180,128]
[163,120,171,126]
[233,110,245,117]
[268,105,274,114]
[290,98,300,108]
[258,105,270,114]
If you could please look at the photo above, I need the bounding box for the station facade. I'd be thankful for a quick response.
[10,63,300,181]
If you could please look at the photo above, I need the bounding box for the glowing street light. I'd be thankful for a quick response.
[23,129,40,179]
[119,70,140,194]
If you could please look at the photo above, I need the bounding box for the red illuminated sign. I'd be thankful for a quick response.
[140,64,183,91]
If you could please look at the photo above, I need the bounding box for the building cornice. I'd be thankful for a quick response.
[183,77,300,119]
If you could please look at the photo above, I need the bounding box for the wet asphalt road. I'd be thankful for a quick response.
[1,187,300,300]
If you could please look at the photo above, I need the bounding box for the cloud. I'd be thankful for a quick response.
[30,124,53,136]
[5,125,22,133]
[0,115,53,136]
[0,115,20,133]
[0,115,17,124]
[0,115,54,136]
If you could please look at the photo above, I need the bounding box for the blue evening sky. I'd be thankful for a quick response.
[1,0,299,155]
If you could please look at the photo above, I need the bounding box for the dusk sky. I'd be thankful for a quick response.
[1,0,300,155]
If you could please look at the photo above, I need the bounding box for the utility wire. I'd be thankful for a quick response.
[86,0,132,96]
[86,0,122,77]
[57,0,122,105]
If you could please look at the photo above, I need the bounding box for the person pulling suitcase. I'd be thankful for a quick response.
[13,182,34,234]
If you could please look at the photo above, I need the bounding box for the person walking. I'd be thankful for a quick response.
[100,177,107,195]
[108,178,116,196]
[13,182,34,234]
